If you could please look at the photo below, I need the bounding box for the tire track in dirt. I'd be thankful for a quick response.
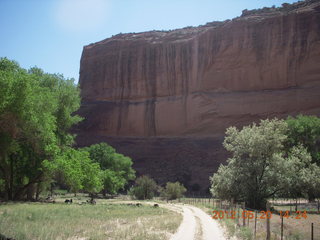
[168,204,226,240]
[113,200,226,240]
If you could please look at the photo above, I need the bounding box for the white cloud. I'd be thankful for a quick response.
[55,0,109,33]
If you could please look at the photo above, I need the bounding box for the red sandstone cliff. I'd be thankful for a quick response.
[76,0,320,192]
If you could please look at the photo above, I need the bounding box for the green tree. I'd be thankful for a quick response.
[0,58,82,200]
[285,115,320,200]
[281,146,320,200]
[44,148,103,194]
[210,119,316,209]
[161,182,186,200]
[82,143,135,195]
[129,176,158,200]
[286,115,320,165]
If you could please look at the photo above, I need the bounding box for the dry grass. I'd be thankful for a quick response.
[248,211,320,240]
[178,198,320,240]
[0,201,182,240]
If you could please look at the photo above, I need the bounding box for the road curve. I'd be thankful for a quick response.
[115,200,226,240]
[168,204,226,240]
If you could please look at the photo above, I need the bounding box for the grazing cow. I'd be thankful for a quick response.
[65,198,73,204]
[136,203,142,207]
[153,204,159,208]
[87,198,96,205]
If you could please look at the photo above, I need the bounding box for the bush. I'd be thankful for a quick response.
[129,176,158,200]
[161,182,186,200]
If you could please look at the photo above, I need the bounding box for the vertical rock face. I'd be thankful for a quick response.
[76,0,320,192]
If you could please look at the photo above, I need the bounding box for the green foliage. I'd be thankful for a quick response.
[82,143,135,194]
[161,182,186,200]
[45,148,103,193]
[0,58,82,200]
[210,118,320,209]
[286,115,320,164]
[282,146,320,198]
[129,176,158,200]
[285,115,320,199]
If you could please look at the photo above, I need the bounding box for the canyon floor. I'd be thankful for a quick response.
[0,197,226,240]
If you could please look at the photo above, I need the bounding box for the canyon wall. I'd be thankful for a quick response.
[76,0,320,192]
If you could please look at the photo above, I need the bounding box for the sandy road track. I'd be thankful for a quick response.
[113,200,226,240]
[167,204,226,240]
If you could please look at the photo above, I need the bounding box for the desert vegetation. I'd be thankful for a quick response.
[160,182,187,200]
[241,0,320,17]
[210,116,320,209]
[128,176,187,201]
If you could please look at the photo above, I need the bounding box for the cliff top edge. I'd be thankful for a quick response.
[84,0,320,48]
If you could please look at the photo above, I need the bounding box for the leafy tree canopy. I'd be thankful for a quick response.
[210,118,320,209]
[286,115,320,164]
[82,143,135,195]
[0,58,82,200]
[43,148,103,194]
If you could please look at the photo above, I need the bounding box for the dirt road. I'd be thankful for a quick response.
[167,204,226,240]
[114,200,226,240]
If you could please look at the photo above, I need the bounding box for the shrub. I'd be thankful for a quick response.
[161,182,186,200]
[129,176,158,200]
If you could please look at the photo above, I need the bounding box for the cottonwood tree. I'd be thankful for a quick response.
[44,148,103,194]
[285,115,320,200]
[0,58,83,200]
[281,146,320,201]
[286,115,320,165]
[210,119,319,209]
[82,143,135,195]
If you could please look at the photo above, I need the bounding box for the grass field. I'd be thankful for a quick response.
[0,201,182,240]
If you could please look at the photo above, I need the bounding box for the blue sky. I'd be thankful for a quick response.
[0,0,297,82]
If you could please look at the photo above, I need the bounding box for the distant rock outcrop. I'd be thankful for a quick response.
[76,0,320,193]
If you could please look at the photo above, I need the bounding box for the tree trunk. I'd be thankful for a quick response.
[3,170,12,201]
[36,183,41,200]
[308,191,316,202]
[27,184,36,201]
[50,183,54,197]
[9,157,14,200]
[4,178,10,201]
[13,174,42,200]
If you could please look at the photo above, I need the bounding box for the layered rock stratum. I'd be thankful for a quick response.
[76,0,320,192]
